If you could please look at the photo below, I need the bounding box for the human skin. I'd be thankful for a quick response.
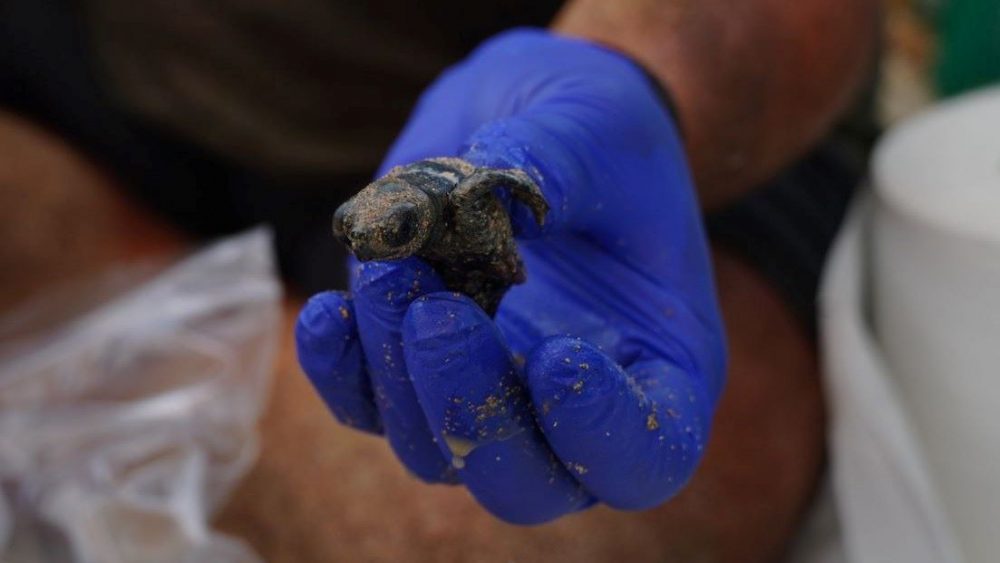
[554,0,881,208]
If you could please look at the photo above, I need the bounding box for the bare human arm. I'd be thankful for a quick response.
[554,0,881,208]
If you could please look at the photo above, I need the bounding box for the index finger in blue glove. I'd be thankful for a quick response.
[526,336,713,510]
[401,292,594,524]
[352,258,457,483]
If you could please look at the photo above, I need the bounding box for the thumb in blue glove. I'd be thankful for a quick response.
[296,28,727,525]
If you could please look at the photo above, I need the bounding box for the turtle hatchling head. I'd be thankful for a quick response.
[333,179,438,261]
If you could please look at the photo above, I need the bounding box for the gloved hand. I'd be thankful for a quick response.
[296,29,727,525]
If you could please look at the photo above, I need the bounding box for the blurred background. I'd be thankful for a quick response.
[0,0,998,561]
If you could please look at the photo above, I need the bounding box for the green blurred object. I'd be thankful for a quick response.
[935,0,1000,96]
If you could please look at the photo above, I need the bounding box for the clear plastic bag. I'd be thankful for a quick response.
[0,229,282,563]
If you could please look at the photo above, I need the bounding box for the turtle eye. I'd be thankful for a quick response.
[332,204,352,244]
[384,203,419,249]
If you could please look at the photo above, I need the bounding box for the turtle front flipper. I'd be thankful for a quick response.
[451,167,549,228]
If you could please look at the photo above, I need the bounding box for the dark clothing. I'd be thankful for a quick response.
[0,0,867,330]
[706,139,866,331]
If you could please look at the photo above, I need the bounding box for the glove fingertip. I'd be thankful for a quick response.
[402,291,485,348]
[529,340,710,509]
[526,336,625,432]
[352,258,446,311]
[297,291,355,346]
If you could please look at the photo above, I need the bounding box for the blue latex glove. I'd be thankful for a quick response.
[296,29,727,525]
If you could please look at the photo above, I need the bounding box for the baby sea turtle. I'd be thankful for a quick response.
[333,157,548,315]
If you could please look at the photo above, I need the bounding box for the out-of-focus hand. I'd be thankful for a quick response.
[296,29,726,525]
